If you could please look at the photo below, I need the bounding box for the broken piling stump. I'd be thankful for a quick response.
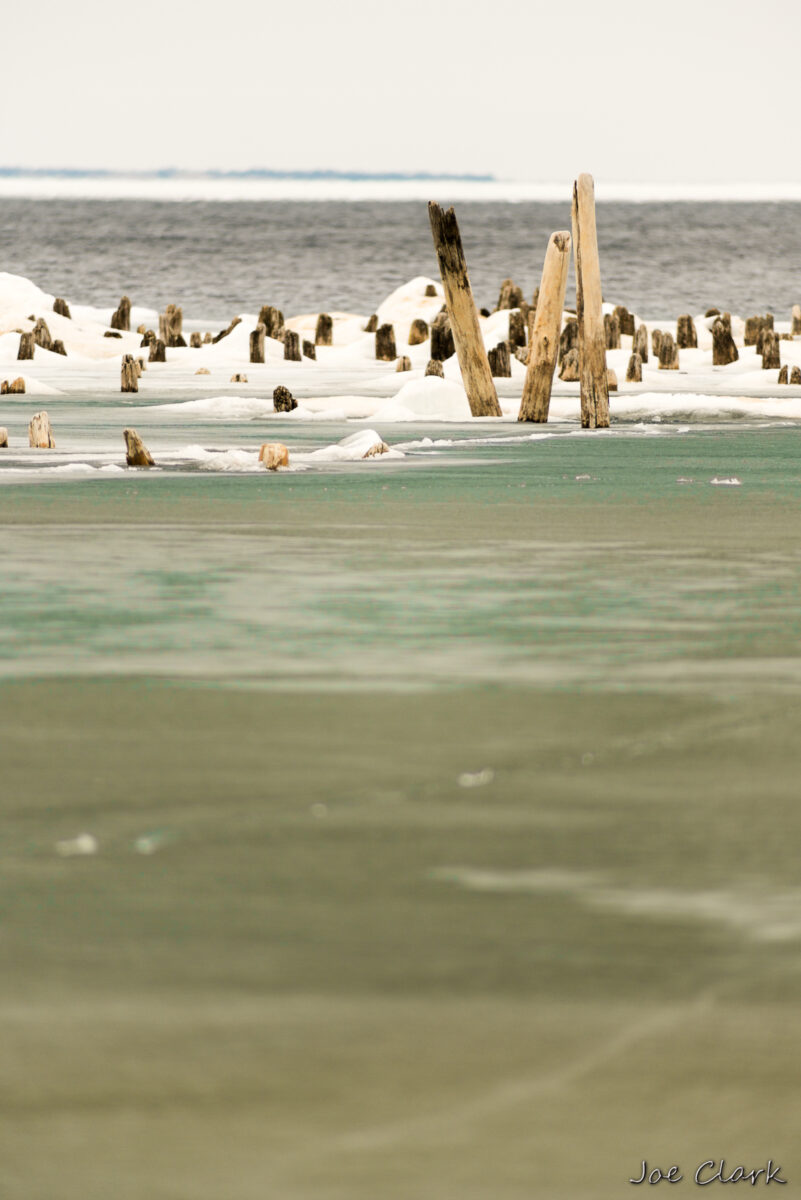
[428,201,501,417]
[613,305,635,337]
[28,411,55,448]
[508,309,526,351]
[33,318,53,350]
[761,331,781,370]
[110,296,131,331]
[303,339,316,360]
[284,330,301,361]
[559,318,578,365]
[315,313,333,346]
[1,377,26,394]
[18,332,35,360]
[424,283,437,297]
[778,365,789,384]
[375,324,397,361]
[408,318,429,346]
[518,230,571,422]
[711,319,739,365]
[212,316,242,344]
[273,386,297,412]
[676,314,697,348]
[52,340,67,356]
[258,306,285,341]
[658,332,679,370]
[430,312,455,361]
[123,428,154,466]
[793,305,801,336]
[651,329,663,358]
[604,312,621,350]
[558,347,579,381]
[259,442,289,470]
[496,279,524,310]
[633,324,649,363]
[791,366,801,384]
[53,297,71,319]
[572,174,609,427]
[363,314,379,333]
[396,356,412,372]
[607,368,618,391]
[230,373,248,383]
[190,332,203,349]
[149,339,166,363]
[425,359,444,377]
[487,341,511,377]
[121,355,139,393]
[249,324,266,363]
[626,352,643,382]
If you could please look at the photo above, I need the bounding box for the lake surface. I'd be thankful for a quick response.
[2,198,800,319]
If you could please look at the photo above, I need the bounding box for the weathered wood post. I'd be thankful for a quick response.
[626,353,643,382]
[273,385,297,412]
[53,297,71,319]
[190,332,203,348]
[121,355,139,392]
[315,313,333,345]
[651,329,664,359]
[33,319,53,350]
[430,312,455,361]
[792,305,801,336]
[571,174,609,428]
[496,279,524,310]
[28,412,55,448]
[18,332,35,360]
[123,428,154,466]
[487,342,511,377]
[149,338,166,362]
[249,324,266,363]
[258,306,285,341]
[633,324,649,363]
[303,339,316,359]
[508,309,526,351]
[604,312,621,349]
[110,296,131,331]
[518,230,571,422]
[559,347,579,381]
[791,366,801,384]
[396,356,412,372]
[425,359,444,377]
[428,201,501,417]
[375,324,397,360]
[658,332,679,370]
[284,330,301,361]
[711,319,739,365]
[408,318,429,346]
[761,330,781,369]
[164,305,186,347]
[613,305,635,336]
[676,315,697,348]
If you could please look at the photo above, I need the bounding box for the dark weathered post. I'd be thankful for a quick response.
[487,342,511,377]
[428,201,502,417]
[508,309,526,351]
[18,332,35,360]
[425,359,444,377]
[249,324,266,363]
[658,332,679,370]
[633,324,649,363]
[613,305,635,336]
[792,305,801,336]
[315,313,333,345]
[496,279,524,310]
[761,331,781,369]
[676,315,697,348]
[408,318,429,346]
[626,353,643,382]
[572,174,609,428]
[303,339,316,359]
[149,339,166,363]
[53,297,71,319]
[259,306,285,341]
[376,324,397,360]
[284,330,301,361]
[273,385,297,412]
[518,230,571,422]
[110,296,131,331]
[559,348,579,381]
[711,319,739,365]
[430,312,455,361]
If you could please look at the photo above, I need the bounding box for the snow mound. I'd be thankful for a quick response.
[390,375,472,419]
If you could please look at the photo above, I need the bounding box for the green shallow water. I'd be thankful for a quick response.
[2,424,801,1198]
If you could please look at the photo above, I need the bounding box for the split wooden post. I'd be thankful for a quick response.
[518,230,571,422]
[571,174,609,428]
[711,319,739,365]
[284,330,301,361]
[110,296,131,331]
[53,297,71,319]
[375,324,397,361]
[633,324,649,363]
[428,202,501,417]
[676,314,698,348]
[18,332,35,360]
[487,342,511,377]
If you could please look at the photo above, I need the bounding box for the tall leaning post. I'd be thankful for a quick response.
[572,174,610,428]
[518,231,571,422]
[428,202,502,417]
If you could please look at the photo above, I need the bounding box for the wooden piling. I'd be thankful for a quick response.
[676,314,697,348]
[364,314,379,333]
[408,318,429,346]
[428,202,501,417]
[604,312,621,350]
[1,377,25,394]
[425,359,444,377]
[792,305,801,336]
[791,366,801,384]
[658,332,679,370]
[259,306,285,341]
[315,313,333,346]
[376,324,397,361]
[711,319,739,365]
[123,428,154,466]
[33,319,52,351]
[249,324,266,363]
[284,330,301,361]
[626,352,643,382]
[487,341,511,377]
[28,411,55,448]
[190,332,203,349]
[508,309,526,351]
[633,324,649,363]
[52,340,67,356]
[53,297,71,319]
[121,355,139,392]
[396,356,412,372]
[613,305,635,337]
[149,339,166,363]
[496,279,524,310]
[430,312,455,361]
[273,385,297,412]
[110,296,131,332]
[303,339,316,360]
[571,174,609,428]
[18,332,35,360]
[559,347,579,381]
[761,331,781,370]
[518,230,571,422]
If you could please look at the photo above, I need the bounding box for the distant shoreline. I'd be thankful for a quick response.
[1,173,801,203]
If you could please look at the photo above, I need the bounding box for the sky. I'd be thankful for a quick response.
[3,0,799,182]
